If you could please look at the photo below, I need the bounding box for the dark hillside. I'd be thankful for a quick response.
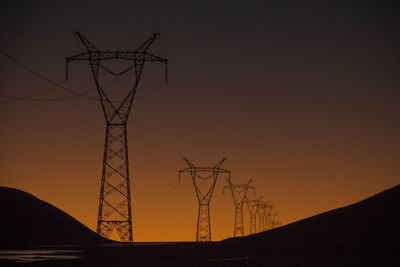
[222,184,400,265]
[0,187,107,248]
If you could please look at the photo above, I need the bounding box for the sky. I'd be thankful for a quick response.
[0,0,399,242]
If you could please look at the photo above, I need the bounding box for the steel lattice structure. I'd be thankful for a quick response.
[259,202,281,231]
[264,202,273,230]
[257,200,270,232]
[179,158,230,242]
[66,32,167,242]
[223,178,254,237]
[246,196,263,235]
[268,205,282,229]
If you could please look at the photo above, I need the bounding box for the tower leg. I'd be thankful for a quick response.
[234,204,244,237]
[97,123,133,242]
[197,203,211,242]
[259,212,265,232]
[250,213,257,234]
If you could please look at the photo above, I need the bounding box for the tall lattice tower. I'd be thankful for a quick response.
[223,178,254,237]
[179,158,230,242]
[66,32,168,242]
[246,196,263,235]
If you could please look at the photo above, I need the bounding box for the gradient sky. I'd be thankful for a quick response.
[1,0,399,242]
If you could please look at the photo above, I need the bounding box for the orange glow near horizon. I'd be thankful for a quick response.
[1,86,399,242]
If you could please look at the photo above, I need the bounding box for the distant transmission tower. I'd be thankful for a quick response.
[179,158,230,242]
[257,200,270,232]
[265,203,273,230]
[269,205,282,229]
[66,32,168,242]
[223,178,254,237]
[246,196,263,235]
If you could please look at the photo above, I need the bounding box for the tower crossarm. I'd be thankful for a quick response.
[179,158,230,181]
[179,167,230,174]
[67,51,167,63]
[246,196,263,215]
[67,32,166,63]
[223,178,254,206]
[66,32,168,82]
[66,52,91,62]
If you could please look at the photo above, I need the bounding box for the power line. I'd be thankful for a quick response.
[0,48,99,101]
[0,87,97,104]
[0,84,61,104]
[70,89,102,145]
[165,83,191,157]
[132,118,193,196]
[0,76,165,105]
[0,27,72,39]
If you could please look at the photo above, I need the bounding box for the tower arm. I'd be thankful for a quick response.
[183,157,195,168]
[65,51,168,80]
[214,158,226,169]
[215,168,230,174]
[179,168,195,173]
[136,33,160,53]
[223,178,232,194]
[74,32,98,52]
[65,52,91,80]
[143,52,168,63]
[66,52,90,63]
[223,184,232,194]
[178,167,195,182]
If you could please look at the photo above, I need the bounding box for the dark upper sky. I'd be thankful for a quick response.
[0,1,399,241]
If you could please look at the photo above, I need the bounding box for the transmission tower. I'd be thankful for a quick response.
[223,178,254,237]
[66,32,168,242]
[264,203,273,230]
[269,205,282,229]
[262,203,281,230]
[257,200,267,232]
[179,158,230,242]
[246,196,263,235]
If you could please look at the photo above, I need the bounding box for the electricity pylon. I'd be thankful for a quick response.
[265,203,275,229]
[263,203,281,230]
[66,32,168,242]
[223,178,254,237]
[257,200,269,232]
[246,196,263,235]
[269,205,281,229]
[179,158,230,242]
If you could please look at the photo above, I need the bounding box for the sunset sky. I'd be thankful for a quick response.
[1,1,399,242]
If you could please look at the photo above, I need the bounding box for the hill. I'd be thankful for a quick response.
[0,187,107,248]
[221,184,400,265]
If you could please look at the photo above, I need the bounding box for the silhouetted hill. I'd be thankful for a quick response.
[0,187,107,248]
[221,184,400,265]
